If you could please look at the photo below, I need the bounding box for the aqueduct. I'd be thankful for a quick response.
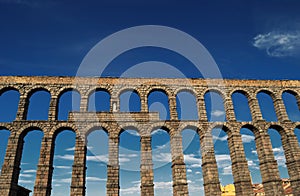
[0,76,300,196]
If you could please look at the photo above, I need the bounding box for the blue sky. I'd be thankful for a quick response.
[0,0,300,195]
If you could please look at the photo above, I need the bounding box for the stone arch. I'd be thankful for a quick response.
[118,88,141,112]
[204,90,226,122]
[256,89,278,122]
[203,88,226,100]
[86,86,112,98]
[231,89,252,121]
[25,87,52,120]
[0,87,20,122]
[87,88,111,112]
[176,90,198,120]
[56,88,81,120]
[85,125,110,138]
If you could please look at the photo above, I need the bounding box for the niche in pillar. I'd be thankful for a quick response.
[0,89,20,122]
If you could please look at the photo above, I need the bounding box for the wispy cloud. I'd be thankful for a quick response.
[241,134,255,143]
[211,110,225,117]
[253,31,300,57]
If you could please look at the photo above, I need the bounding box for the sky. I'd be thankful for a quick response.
[0,0,300,195]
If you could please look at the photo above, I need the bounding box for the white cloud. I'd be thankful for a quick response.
[213,135,228,142]
[253,31,300,57]
[56,165,72,169]
[87,155,108,163]
[19,173,33,178]
[211,110,225,117]
[23,169,36,173]
[241,134,255,143]
[86,177,106,182]
[153,152,171,163]
[18,179,33,184]
[184,154,202,168]
[195,171,201,175]
[55,154,74,161]
[222,165,232,175]
[154,181,173,190]
[251,149,257,155]
[187,168,192,173]
[215,154,231,162]
[53,178,71,184]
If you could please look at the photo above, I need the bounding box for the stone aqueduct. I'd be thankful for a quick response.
[0,76,300,196]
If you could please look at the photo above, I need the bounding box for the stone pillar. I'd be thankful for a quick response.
[254,130,284,195]
[168,95,178,120]
[140,135,154,196]
[33,137,54,196]
[199,130,221,196]
[227,130,253,195]
[106,136,119,196]
[71,136,87,196]
[224,98,236,121]
[248,97,263,122]
[15,95,28,120]
[48,96,58,121]
[169,130,189,196]
[281,131,300,195]
[80,95,88,112]
[140,94,148,112]
[197,97,208,121]
[0,135,23,196]
[273,97,289,122]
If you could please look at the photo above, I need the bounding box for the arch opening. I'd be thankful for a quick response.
[181,128,203,196]
[240,127,262,183]
[204,91,226,122]
[119,90,141,112]
[151,128,172,195]
[232,91,252,122]
[176,91,198,120]
[257,91,277,122]
[119,129,141,196]
[0,89,20,122]
[85,129,108,196]
[0,128,10,170]
[18,129,44,195]
[267,128,289,179]
[57,90,81,120]
[211,128,234,188]
[26,90,51,120]
[51,129,76,196]
[88,89,110,112]
[148,90,170,120]
[282,91,300,122]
